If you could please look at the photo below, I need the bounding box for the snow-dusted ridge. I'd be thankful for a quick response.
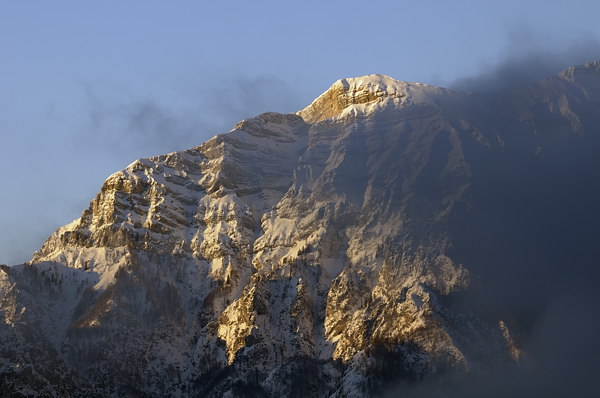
[298,74,454,123]
[3,63,600,396]
[559,60,600,81]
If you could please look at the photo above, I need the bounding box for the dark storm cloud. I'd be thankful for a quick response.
[382,36,600,395]
[452,30,600,92]
[383,291,600,397]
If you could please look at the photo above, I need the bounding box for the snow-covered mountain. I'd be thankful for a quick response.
[3,62,600,397]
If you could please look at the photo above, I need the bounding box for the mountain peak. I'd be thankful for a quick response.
[298,74,450,123]
[334,74,411,93]
[559,60,600,81]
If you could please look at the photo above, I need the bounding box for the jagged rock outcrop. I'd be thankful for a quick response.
[3,64,600,396]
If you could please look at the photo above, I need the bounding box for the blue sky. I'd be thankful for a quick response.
[2,0,600,264]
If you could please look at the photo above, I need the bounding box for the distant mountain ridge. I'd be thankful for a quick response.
[2,62,600,397]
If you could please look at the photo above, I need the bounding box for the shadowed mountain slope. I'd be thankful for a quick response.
[2,63,600,397]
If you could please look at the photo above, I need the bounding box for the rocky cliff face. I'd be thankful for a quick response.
[3,64,600,397]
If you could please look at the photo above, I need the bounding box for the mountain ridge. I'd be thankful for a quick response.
[2,62,600,397]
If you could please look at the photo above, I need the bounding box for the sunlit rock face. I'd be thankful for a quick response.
[3,62,600,397]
